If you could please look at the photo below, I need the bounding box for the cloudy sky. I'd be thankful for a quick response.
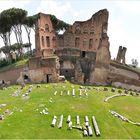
[0,0,140,65]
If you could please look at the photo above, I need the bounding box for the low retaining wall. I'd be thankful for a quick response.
[0,65,25,84]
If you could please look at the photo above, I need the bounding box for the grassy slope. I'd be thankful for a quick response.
[0,59,28,72]
[0,82,140,139]
[110,60,140,74]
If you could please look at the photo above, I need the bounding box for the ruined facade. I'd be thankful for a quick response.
[27,9,110,84]
[0,9,140,90]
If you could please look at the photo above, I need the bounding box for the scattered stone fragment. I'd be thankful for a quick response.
[0,104,7,107]
[72,125,82,130]
[76,115,80,125]
[85,121,89,127]
[58,115,63,129]
[87,126,93,136]
[68,121,72,130]
[67,115,71,123]
[72,89,75,96]
[104,94,127,102]
[109,110,140,126]
[104,87,108,91]
[54,91,57,96]
[67,90,70,95]
[0,115,4,120]
[124,90,128,94]
[118,90,122,94]
[85,92,88,96]
[92,116,101,136]
[111,88,115,92]
[79,86,84,89]
[85,116,89,122]
[83,129,88,136]
[60,91,63,96]
[51,116,57,127]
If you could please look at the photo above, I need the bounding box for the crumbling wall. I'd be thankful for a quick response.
[90,10,111,85]
[0,65,25,84]
[35,13,56,58]
[116,46,127,64]
[108,64,140,87]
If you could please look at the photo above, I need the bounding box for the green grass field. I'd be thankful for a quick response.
[0,82,140,139]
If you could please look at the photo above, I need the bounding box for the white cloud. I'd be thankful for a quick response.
[114,1,140,16]
[0,0,31,12]
[36,0,83,23]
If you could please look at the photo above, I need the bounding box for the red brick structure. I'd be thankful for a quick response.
[1,9,140,90]
[27,9,110,84]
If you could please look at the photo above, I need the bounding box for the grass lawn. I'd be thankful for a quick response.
[0,82,140,139]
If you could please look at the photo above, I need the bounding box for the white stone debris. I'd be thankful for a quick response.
[67,115,71,123]
[76,115,80,125]
[109,110,140,126]
[92,116,101,136]
[85,92,88,96]
[4,109,12,115]
[0,104,7,107]
[58,115,63,128]
[51,116,57,127]
[60,91,63,96]
[68,121,72,130]
[22,86,33,98]
[85,121,89,127]
[85,116,89,127]
[67,90,70,95]
[83,129,88,136]
[87,126,93,136]
[12,89,21,97]
[54,91,57,96]
[41,109,48,115]
[49,98,53,103]
[104,94,127,102]
[0,115,4,120]
[85,116,89,122]
[72,89,75,96]
[72,125,82,130]
[79,86,85,89]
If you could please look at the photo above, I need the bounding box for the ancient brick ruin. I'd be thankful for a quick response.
[27,9,110,84]
[1,9,140,90]
[116,46,127,64]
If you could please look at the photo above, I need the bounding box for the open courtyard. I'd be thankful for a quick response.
[0,82,140,139]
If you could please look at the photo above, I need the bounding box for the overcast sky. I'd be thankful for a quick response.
[0,0,140,65]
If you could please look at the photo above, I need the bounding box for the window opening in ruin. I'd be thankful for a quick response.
[46,74,51,83]
[2,80,5,84]
[75,37,80,47]
[89,39,93,49]
[52,37,56,47]
[45,24,49,32]
[65,70,68,73]
[41,36,44,47]
[83,39,87,48]
[23,75,29,80]
[75,25,81,34]
[82,51,86,57]
[46,36,50,47]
